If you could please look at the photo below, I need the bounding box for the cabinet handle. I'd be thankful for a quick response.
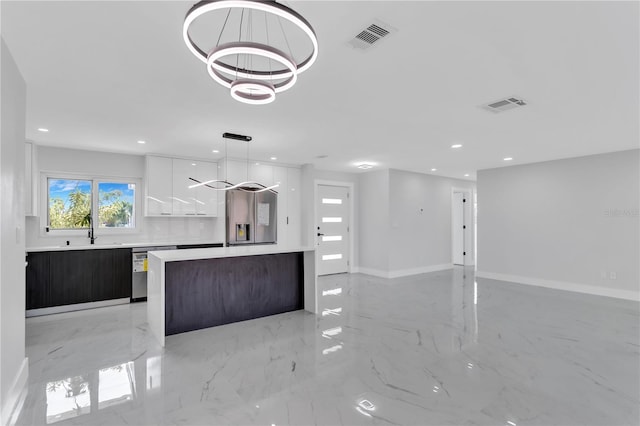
[161,213,171,215]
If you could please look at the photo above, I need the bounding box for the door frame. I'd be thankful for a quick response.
[451,187,474,266]
[314,180,355,274]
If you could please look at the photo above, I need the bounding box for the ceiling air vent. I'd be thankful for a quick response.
[348,20,396,50]
[481,96,528,113]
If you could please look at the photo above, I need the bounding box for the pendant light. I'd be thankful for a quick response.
[183,0,318,105]
[188,133,279,193]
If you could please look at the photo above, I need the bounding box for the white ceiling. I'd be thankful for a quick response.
[2,1,638,180]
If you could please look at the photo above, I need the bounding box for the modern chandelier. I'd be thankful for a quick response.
[187,133,280,193]
[182,0,318,105]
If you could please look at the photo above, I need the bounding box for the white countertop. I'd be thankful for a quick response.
[149,245,315,262]
[26,241,224,252]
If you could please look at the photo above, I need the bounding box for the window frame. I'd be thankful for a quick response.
[95,179,137,230]
[45,177,93,232]
[40,172,142,237]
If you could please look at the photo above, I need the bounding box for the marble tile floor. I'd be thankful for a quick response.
[16,268,640,426]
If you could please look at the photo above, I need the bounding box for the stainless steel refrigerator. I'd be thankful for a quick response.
[226,188,277,245]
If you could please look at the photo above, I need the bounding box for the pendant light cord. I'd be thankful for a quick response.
[264,11,272,78]
[277,15,295,62]
[216,8,232,47]
[236,8,245,80]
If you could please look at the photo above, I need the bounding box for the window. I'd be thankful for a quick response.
[46,176,138,233]
[98,182,135,228]
[48,179,92,230]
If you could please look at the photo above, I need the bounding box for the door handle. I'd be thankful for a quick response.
[317,233,325,236]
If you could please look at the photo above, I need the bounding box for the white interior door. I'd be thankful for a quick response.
[317,185,350,275]
[452,192,465,265]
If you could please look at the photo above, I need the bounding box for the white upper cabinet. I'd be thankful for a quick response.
[145,156,217,217]
[272,166,302,247]
[249,162,274,187]
[286,167,302,246]
[171,158,197,215]
[223,160,274,189]
[273,166,288,245]
[194,160,217,216]
[145,156,173,216]
[224,159,249,185]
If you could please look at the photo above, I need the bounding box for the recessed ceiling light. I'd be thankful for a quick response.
[255,162,260,165]
[451,144,462,149]
[357,163,374,170]
[431,168,437,172]
[464,174,470,177]
[137,140,146,144]
[191,163,196,166]
[503,157,513,161]
[270,156,277,161]
[38,128,49,132]
[212,149,219,153]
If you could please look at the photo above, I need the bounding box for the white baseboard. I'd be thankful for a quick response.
[356,264,453,279]
[356,267,388,278]
[475,271,640,302]
[389,263,453,278]
[1,357,28,426]
[26,297,130,317]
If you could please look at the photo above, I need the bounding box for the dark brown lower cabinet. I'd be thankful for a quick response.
[90,249,131,302]
[26,248,132,310]
[164,252,304,336]
[26,251,50,309]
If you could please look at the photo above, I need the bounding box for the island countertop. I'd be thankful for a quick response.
[149,244,316,262]
[147,245,317,347]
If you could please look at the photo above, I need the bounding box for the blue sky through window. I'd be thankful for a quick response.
[49,179,91,206]
[98,182,135,228]
[98,183,135,206]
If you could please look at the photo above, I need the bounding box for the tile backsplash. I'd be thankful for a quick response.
[25,216,224,248]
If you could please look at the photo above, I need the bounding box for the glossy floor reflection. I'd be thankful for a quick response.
[17,268,640,425]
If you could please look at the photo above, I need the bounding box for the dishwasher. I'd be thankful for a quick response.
[132,246,177,302]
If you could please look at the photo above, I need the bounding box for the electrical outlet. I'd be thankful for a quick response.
[609,272,617,280]
[600,270,607,279]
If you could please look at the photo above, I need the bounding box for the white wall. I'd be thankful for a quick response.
[388,169,475,273]
[477,150,640,301]
[356,168,475,278]
[358,169,390,273]
[25,146,223,248]
[1,38,28,424]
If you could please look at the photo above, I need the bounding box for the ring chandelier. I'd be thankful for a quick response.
[183,0,318,105]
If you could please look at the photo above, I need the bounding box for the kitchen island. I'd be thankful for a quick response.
[147,245,316,346]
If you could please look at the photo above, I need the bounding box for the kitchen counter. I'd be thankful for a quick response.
[149,244,315,261]
[26,241,225,252]
[147,245,316,346]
